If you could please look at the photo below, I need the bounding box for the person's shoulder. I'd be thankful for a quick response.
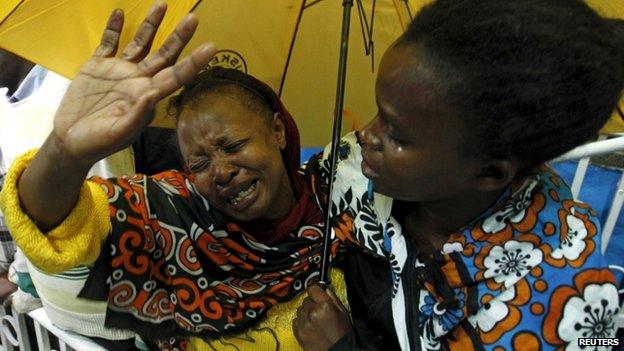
[521,165,607,272]
[532,165,573,199]
[531,165,601,236]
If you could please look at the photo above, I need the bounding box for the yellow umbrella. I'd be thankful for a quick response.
[280,0,426,146]
[1,0,622,140]
[0,0,427,146]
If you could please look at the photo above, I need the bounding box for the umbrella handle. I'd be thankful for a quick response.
[319,0,355,289]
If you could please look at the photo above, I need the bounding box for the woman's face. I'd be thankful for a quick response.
[359,44,483,203]
[177,94,294,221]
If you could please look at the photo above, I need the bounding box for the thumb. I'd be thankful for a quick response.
[108,89,159,147]
[136,88,160,115]
[125,88,159,129]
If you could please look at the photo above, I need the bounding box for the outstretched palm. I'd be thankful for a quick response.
[52,3,215,164]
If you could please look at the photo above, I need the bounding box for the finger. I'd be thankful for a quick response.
[292,315,303,331]
[297,297,315,318]
[150,43,216,100]
[136,13,199,77]
[326,288,347,313]
[94,9,124,57]
[307,284,332,304]
[108,89,159,143]
[292,316,306,343]
[326,289,344,309]
[122,1,168,62]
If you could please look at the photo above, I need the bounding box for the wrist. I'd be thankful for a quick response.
[45,132,94,174]
[327,330,356,351]
[17,135,94,231]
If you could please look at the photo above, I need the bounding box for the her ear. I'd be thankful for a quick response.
[475,159,519,192]
[272,112,287,150]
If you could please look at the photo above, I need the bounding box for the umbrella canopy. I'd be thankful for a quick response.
[0,0,425,146]
[280,0,421,145]
[1,0,621,141]
[162,0,426,145]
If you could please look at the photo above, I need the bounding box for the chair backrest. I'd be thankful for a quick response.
[558,135,624,331]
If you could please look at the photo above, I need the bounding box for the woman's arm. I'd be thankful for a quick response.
[18,134,92,231]
[16,2,215,231]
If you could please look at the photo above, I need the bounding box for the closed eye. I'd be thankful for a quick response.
[222,138,249,153]
[389,132,407,146]
[379,112,407,146]
[188,158,210,173]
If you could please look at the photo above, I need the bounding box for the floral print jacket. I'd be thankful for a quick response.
[306,132,620,351]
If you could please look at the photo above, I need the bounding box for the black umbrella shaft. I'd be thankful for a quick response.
[319,0,354,289]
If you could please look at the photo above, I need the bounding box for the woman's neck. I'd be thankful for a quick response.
[265,178,297,221]
[401,188,506,254]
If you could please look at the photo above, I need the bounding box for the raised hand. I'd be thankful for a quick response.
[17,2,215,231]
[52,1,215,165]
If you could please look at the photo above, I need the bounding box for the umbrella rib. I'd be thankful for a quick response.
[2,0,73,29]
[190,0,203,12]
[391,0,408,30]
[369,0,376,41]
[303,0,326,10]
[356,0,370,54]
[369,0,376,71]
[278,0,307,96]
[356,0,376,55]
[402,0,414,21]
[618,105,624,121]
[355,0,376,71]
[0,0,25,27]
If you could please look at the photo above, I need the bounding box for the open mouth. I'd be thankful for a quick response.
[227,180,259,209]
